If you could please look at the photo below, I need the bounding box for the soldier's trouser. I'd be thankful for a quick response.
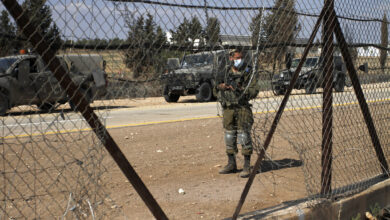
[223,105,254,155]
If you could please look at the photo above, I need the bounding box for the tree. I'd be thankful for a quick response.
[380,13,388,72]
[344,24,358,64]
[262,0,299,69]
[189,16,203,46]
[171,16,204,48]
[205,17,221,48]
[108,38,126,47]
[0,10,17,56]
[170,17,191,47]
[125,13,167,78]
[21,0,62,51]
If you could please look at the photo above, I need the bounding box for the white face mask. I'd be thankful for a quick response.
[233,59,242,67]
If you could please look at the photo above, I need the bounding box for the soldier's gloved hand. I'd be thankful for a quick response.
[218,83,234,91]
[236,83,243,91]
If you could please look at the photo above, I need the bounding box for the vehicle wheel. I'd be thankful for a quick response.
[69,88,92,111]
[39,102,56,112]
[0,92,9,116]
[305,78,317,94]
[345,77,352,87]
[163,86,180,103]
[196,82,212,102]
[334,76,345,92]
[272,84,279,95]
[273,86,285,96]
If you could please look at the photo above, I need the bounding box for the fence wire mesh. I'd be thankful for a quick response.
[0,0,390,219]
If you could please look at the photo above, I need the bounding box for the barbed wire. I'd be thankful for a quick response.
[110,1,390,24]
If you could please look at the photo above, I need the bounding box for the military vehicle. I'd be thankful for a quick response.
[161,50,229,102]
[0,54,107,115]
[271,55,347,95]
[165,57,180,72]
[59,54,107,99]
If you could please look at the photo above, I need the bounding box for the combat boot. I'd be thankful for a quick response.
[219,154,237,174]
[240,155,251,178]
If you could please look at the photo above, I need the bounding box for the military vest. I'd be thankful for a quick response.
[217,66,259,107]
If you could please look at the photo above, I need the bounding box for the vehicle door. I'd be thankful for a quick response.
[29,58,67,104]
[8,58,38,104]
[308,57,322,85]
[333,56,345,79]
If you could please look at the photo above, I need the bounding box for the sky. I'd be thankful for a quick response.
[3,0,390,44]
[46,0,323,40]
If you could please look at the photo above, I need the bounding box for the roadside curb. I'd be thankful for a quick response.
[235,177,390,220]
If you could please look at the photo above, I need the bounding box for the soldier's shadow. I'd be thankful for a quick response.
[256,158,303,173]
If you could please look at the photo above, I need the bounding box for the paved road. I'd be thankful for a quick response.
[1,87,390,138]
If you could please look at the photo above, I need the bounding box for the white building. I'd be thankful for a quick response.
[219,35,252,47]
[166,31,173,44]
[357,46,380,57]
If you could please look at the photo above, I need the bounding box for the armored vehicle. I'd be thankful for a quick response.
[271,56,346,95]
[0,54,107,115]
[161,50,229,102]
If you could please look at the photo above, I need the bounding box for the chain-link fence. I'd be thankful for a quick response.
[0,0,390,219]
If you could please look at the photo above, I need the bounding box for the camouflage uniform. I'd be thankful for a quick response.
[217,63,258,156]
[216,59,259,178]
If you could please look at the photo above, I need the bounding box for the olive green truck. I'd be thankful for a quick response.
[0,54,107,115]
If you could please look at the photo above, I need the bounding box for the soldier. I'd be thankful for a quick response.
[216,49,259,178]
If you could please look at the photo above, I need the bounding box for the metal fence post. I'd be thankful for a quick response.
[321,0,335,196]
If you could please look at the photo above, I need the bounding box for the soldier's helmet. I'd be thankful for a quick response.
[229,49,243,57]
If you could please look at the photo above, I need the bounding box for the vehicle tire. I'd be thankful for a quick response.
[69,88,92,111]
[163,86,180,103]
[334,76,345,92]
[196,82,212,102]
[273,86,285,96]
[305,78,317,94]
[39,102,57,112]
[0,92,9,116]
[345,77,352,87]
[272,84,279,96]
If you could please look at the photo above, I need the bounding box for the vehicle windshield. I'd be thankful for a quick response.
[0,58,17,73]
[291,59,301,68]
[181,53,213,68]
[291,58,319,68]
[304,58,319,67]
[166,58,180,70]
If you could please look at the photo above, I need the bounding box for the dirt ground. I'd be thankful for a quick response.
[88,94,390,219]
[1,96,307,219]
[103,117,306,220]
[2,93,390,219]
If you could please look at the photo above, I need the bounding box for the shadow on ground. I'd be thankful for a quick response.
[257,158,303,173]
[178,99,217,103]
